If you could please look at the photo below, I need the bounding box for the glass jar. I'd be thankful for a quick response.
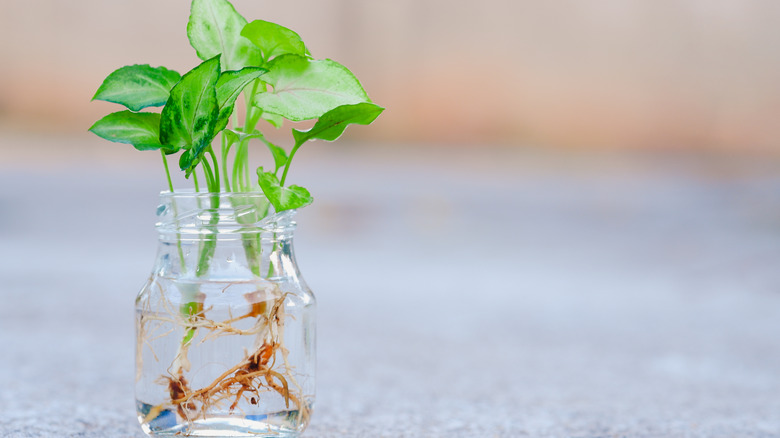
[135,192,316,437]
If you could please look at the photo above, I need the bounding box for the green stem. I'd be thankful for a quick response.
[238,145,246,191]
[266,238,278,278]
[162,151,187,273]
[208,147,220,192]
[232,146,241,192]
[233,80,269,277]
[201,156,217,192]
[242,233,262,277]
[196,194,220,275]
[236,141,249,191]
[184,193,219,345]
[161,150,174,192]
[232,110,240,131]
[244,79,260,129]
[193,169,201,192]
[244,154,250,189]
[232,143,244,192]
[280,142,302,186]
[221,135,232,192]
[163,154,198,348]
[246,110,263,136]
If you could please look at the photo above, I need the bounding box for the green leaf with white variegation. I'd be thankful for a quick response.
[178,149,201,174]
[214,67,267,132]
[254,55,369,121]
[92,65,181,111]
[89,111,165,151]
[257,168,312,211]
[160,56,221,171]
[216,68,267,110]
[90,2,384,205]
[188,0,261,70]
[241,20,307,63]
[292,102,384,147]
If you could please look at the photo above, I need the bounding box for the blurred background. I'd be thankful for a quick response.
[2,1,780,436]
[2,0,780,151]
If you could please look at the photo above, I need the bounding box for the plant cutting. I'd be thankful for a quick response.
[89,1,382,436]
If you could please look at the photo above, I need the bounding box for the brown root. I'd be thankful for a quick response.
[157,291,309,423]
[165,373,198,419]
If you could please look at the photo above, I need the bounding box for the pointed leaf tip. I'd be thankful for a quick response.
[241,20,307,62]
[92,64,182,111]
[188,0,261,70]
[292,102,384,146]
[89,111,164,151]
[160,56,222,171]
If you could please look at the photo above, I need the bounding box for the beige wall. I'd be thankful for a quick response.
[1,0,779,150]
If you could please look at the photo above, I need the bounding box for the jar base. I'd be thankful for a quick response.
[137,400,308,437]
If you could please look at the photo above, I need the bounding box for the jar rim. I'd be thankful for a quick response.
[156,190,298,237]
[159,190,269,199]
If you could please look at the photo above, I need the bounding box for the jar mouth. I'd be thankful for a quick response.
[159,190,268,200]
[156,191,298,237]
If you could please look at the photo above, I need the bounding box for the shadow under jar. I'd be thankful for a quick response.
[135,192,316,437]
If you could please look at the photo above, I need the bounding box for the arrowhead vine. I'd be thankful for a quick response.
[90,0,383,209]
[90,1,383,431]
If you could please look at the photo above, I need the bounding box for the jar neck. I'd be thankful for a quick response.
[154,234,300,281]
[153,192,302,281]
[155,191,297,237]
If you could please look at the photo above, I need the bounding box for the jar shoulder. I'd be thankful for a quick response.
[136,273,315,307]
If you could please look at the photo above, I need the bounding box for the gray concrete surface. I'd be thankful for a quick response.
[1,137,780,437]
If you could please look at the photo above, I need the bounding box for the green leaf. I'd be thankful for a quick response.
[214,67,267,132]
[223,128,259,144]
[188,0,261,70]
[216,68,267,110]
[223,128,245,145]
[292,103,384,146]
[257,168,313,211]
[179,149,200,173]
[261,112,284,128]
[92,65,181,111]
[160,56,221,170]
[255,55,369,121]
[89,111,164,151]
[263,140,288,174]
[241,20,307,63]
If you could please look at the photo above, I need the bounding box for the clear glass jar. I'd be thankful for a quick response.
[135,192,316,437]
